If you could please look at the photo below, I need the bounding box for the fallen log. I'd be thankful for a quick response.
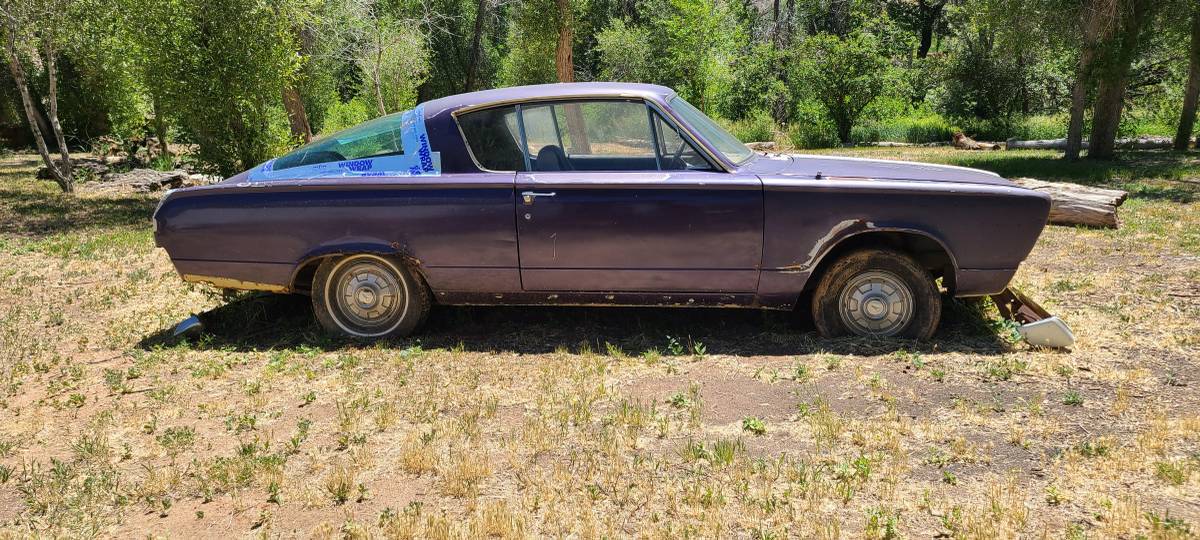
[1005,136,1184,151]
[952,131,1000,150]
[1011,177,1127,229]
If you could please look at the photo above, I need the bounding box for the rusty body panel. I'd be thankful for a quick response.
[153,83,1051,311]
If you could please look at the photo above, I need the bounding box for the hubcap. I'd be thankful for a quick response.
[332,260,405,333]
[837,270,914,337]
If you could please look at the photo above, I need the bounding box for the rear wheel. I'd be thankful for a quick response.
[811,249,941,340]
[311,254,430,339]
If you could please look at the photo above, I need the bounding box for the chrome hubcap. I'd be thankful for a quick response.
[838,270,914,337]
[334,261,403,331]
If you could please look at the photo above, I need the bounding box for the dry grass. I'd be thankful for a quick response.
[0,150,1198,537]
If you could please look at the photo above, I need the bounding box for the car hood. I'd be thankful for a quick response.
[743,153,1013,186]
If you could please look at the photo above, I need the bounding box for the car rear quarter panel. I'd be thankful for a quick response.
[154,174,519,293]
[756,176,1051,308]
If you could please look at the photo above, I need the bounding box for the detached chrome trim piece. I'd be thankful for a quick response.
[182,274,289,293]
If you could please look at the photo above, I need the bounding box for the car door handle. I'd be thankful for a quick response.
[521,191,556,205]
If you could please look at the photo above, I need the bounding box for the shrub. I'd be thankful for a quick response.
[318,98,375,135]
[854,113,955,144]
[794,32,892,144]
[788,101,841,149]
[722,109,778,143]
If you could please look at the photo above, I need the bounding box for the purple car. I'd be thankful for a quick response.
[153,82,1051,340]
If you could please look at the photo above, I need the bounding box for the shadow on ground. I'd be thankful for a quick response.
[0,187,158,237]
[139,292,1012,357]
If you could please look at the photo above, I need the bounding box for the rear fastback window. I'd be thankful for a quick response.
[249,105,439,180]
[457,106,524,171]
[272,114,406,171]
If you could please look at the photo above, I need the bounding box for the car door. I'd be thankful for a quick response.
[514,99,763,293]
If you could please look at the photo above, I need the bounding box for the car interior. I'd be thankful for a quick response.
[459,99,715,173]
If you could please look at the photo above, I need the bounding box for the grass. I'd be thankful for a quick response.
[0,151,1198,536]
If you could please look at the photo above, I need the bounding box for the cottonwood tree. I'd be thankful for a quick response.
[1176,2,1200,151]
[0,0,74,192]
[1086,0,1155,160]
[1062,0,1159,160]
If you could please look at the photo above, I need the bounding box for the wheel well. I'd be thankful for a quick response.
[291,258,325,295]
[797,231,956,309]
[290,253,431,296]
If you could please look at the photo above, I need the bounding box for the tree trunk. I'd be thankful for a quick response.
[1087,0,1151,161]
[43,44,72,186]
[1176,7,1200,151]
[281,85,312,143]
[555,0,573,82]
[916,0,946,59]
[1087,75,1128,159]
[1065,2,1106,161]
[372,18,387,115]
[836,119,852,145]
[152,95,171,159]
[464,0,489,92]
[5,37,71,192]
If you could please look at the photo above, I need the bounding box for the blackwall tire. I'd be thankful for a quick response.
[811,249,941,340]
[311,254,431,339]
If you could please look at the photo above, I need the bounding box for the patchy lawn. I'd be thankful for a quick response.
[0,149,1198,538]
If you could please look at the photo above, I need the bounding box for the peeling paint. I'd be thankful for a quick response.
[779,218,867,273]
[182,274,289,293]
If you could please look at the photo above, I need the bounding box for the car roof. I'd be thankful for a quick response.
[421,82,676,116]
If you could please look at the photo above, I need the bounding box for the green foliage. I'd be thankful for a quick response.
[795,32,893,143]
[317,97,374,136]
[354,17,429,115]
[719,43,790,121]
[497,0,559,86]
[788,100,842,149]
[127,0,299,175]
[721,109,777,143]
[658,0,738,112]
[4,0,1199,170]
[741,416,766,435]
[854,112,955,144]
[595,19,656,83]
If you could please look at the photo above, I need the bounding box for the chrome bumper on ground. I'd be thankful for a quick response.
[990,288,1076,349]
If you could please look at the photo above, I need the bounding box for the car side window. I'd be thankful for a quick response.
[653,112,714,171]
[520,100,659,172]
[457,106,525,171]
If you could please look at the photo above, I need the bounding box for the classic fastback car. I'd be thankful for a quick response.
[154,82,1053,341]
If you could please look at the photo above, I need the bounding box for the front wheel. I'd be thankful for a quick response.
[811,249,941,340]
[311,254,430,339]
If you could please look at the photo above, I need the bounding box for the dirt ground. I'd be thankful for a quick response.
[0,149,1198,538]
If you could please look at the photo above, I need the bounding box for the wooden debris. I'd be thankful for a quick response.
[745,141,777,152]
[952,131,1000,150]
[1011,177,1128,229]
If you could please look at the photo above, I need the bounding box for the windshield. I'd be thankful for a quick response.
[669,96,753,165]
